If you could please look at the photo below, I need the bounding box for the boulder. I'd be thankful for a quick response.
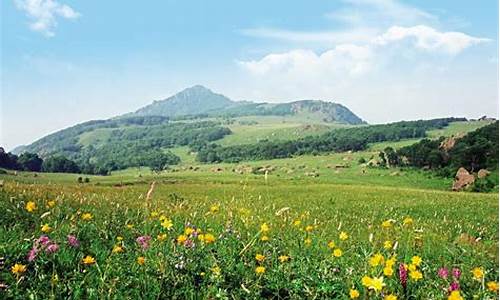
[452,167,475,191]
[477,169,491,179]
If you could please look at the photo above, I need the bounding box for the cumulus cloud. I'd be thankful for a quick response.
[373,25,490,55]
[14,0,80,37]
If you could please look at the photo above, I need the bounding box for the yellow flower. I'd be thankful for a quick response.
[47,200,56,208]
[409,270,423,281]
[403,217,413,226]
[383,266,394,277]
[210,204,219,213]
[41,224,52,233]
[255,266,266,274]
[448,291,464,300]
[472,267,484,281]
[381,220,392,228]
[82,255,96,265]
[349,289,360,299]
[361,276,372,287]
[211,265,221,276]
[408,264,417,272]
[369,253,385,267]
[260,223,270,233]
[161,218,173,230]
[305,225,314,232]
[204,233,216,244]
[150,211,159,218]
[177,234,187,244]
[137,256,145,265]
[411,256,422,266]
[385,295,397,300]
[116,236,123,241]
[278,255,290,263]
[126,224,134,229]
[327,240,336,249]
[339,231,348,241]
[157,233,167,241]
[112,245,124,253]
[487,281,499,292]
[293,219,301,226]
[260,235,269,242]
[184,227,195,236]
[11,263,27,276]
[255,254,265,263]
[304,238,312,246]
[385,257,396,268]
[81,213,93,221]
[384,240,392,249]
[333,248,343,257]
[25,201,36,212]
[368,276,385,292]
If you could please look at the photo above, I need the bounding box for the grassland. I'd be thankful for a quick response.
[0,120,498,299]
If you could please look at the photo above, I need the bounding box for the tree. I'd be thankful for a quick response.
[18,152,43,172]
[42,156,80,173]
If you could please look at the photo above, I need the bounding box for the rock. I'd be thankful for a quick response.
[452,167,475,191]
[477,169,491,179]
[440,133,465,152]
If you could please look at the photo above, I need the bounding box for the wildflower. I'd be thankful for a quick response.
[210,205,219,213]
[333,248,343,257]
[204,233,216,244]
[408,264,417,272]
[381,220,392,228]
[116,236,123,241]
[47,200,56,208]
[157,233,167,241]
[136,235,152,250]
[211,265,221,276]
[369,253,384,267]
[305,225,314,232]
[67,235,80,248]
[471,267,484,281]
[81,213,93,221]
[41,224,52,233]
[449,282,460,292]
[403,217,413,226]
[278,255,290,263]
[260,223,270,233]
[126,224,134,229]
[260,235,270,242]
[255,266,266,274]
[304,238,312,246]
[255,254,265,263]
[184,227,195,236]
[45,243,59,254]
[448,291,463,300]
[293,219,301,226]
[362,276,372,287]
[385,295,397,300]
[161,218,173,229]
[327,240,335,249]
[386,257,396,268]
[399,263,407,289]
[452,268,461,279]
[137,256,145,265]
[112,245,124,253]
[487,281,499,292]
[37,235,51,247]
[11,263,27,276]
[25,201,36,212]
[349,289,360,299]
[27,247,38,262]
[339,231,348,241]
[438,267,449,279]
[82,255,96,265]
[384,240,392,249]
[411,256,422,266]
[384,266,394,277]
[410,270,423,281]
[368,276,385,292]
[177,234,187,245]
[150,211,159,218]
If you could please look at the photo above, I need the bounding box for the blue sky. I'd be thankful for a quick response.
[1,0,498,150]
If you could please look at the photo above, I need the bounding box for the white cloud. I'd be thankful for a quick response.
[373,25,490,55]
[14,0,80,37]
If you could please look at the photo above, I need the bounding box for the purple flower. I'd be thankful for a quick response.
[452,268,461,279]
[449,282,460,291]
[37,235,51,247]
[27,247,38,262]
[438,267,449,279]
[184,239,195,248]
[399,263,407,289]
[136,235,152,250]
[67,235,80,248]
[45,243,59,254]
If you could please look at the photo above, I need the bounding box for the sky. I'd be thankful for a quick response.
[1,0,498,150]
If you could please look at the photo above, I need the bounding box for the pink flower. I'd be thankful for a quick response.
[399,263,407,289]
[37,235,51,247]
[452,268,461,279]
[27,247,38,262]
[45,243,59,254]
[136,235,152,250]
[438,267,449,279]
[67,235,80,248]
[449,282,460,291]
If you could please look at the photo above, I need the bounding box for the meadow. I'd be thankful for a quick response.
[0,120,498,299]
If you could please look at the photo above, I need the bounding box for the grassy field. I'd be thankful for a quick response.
[0,120,498,299]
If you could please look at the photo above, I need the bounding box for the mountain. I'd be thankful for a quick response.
[124,85,366,125]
